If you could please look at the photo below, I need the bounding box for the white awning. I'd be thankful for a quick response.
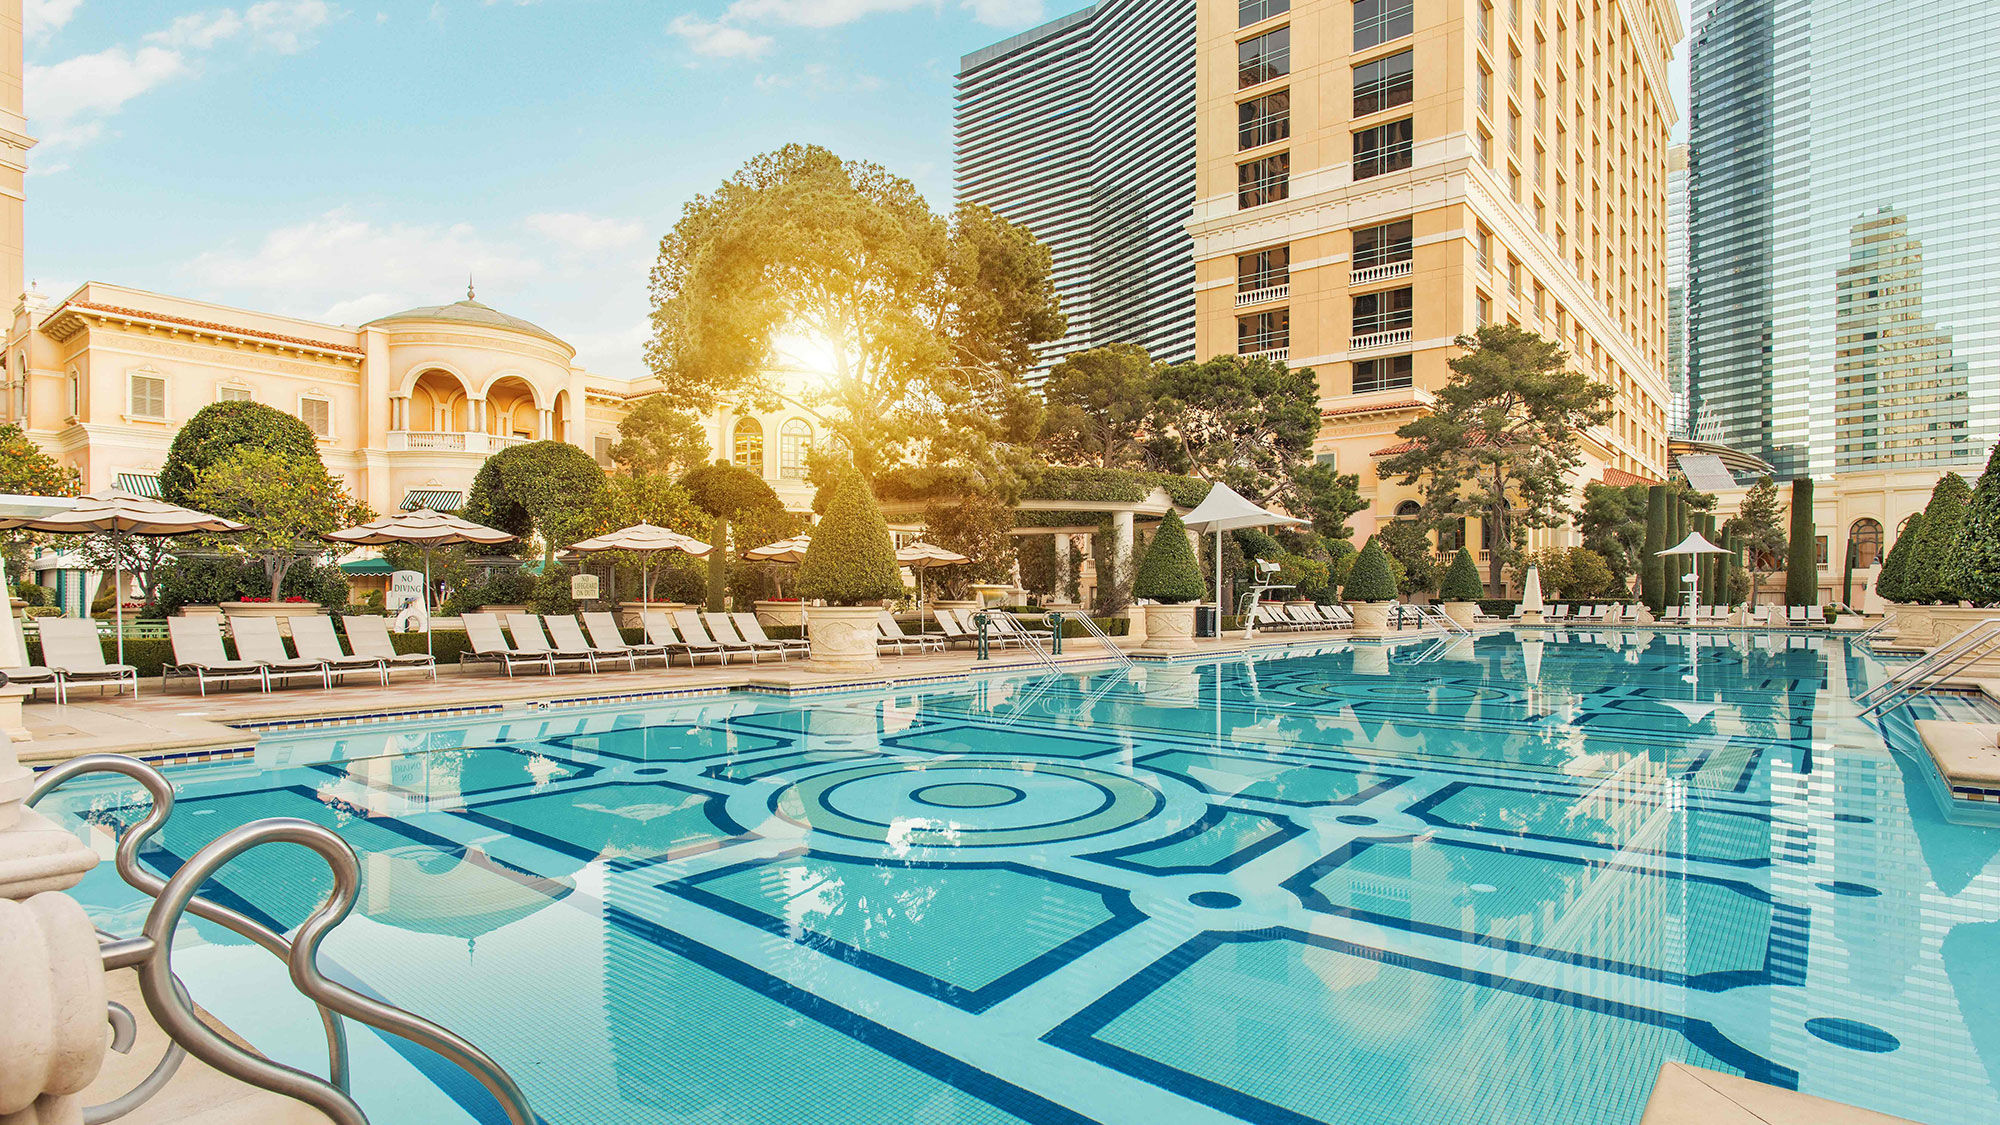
[1180,481,1307,533]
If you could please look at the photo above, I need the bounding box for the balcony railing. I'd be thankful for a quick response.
[1240,346,1290,363]
[387,431,539,454]
[1235,283,1289,307]
[1350,327,1413,351]
[1350,259,1413,285]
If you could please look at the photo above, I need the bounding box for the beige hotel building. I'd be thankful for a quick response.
[1193,0,1683,562]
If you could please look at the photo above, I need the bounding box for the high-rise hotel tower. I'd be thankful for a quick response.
[1191,0,1680,525]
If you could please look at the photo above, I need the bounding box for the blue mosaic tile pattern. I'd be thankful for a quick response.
[35,630,2000,1125]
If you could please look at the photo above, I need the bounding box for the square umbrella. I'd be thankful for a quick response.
[326,509,516,656]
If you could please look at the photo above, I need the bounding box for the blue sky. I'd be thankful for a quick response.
[22,0,1695,382]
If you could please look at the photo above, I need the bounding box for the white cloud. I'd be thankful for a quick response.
[152,2,335,53]
[181,208,544,324]
[24,0,85,40]
[26,46,191,147]
[722,0,925,29]
[524,211,647,255]
[667,14,773,59]
[149,10,246,49]
[960,0,1043,26]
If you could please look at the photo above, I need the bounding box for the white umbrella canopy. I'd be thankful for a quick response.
[0,488,247,668]
[743,535,812,565]
[567,522,713,605]
[1182,481,1308,615]
[1656,531,1730,619]
[896,541,970,622]
[326,509,516,656]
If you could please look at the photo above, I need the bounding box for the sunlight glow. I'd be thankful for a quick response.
[770,326,846,388]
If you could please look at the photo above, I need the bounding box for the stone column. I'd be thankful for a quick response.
[1111,511,1135,603]
[1053,534,1071,603]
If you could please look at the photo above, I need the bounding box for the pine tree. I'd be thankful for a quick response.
[1722,476,1787,607]
[1944,445,2000,605]
[1904,473,1971,604]
[1876,511,1923,604]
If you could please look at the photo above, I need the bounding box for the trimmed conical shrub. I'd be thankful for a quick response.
[1785,478,1817,607]
[1133,512,1207,604]
[1944,444,2000,605]
[1343,537,1398,602]
[1641,484,1668,614]
[1876,512,1922,604]
[1439,547,1484,601]
[797,471,905,606]
[1904,473,1971,604]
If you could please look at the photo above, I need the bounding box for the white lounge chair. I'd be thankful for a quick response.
[676,610,761,663]
[877,611,944,655]
[732,612,810,658]
[583,612,669,668]
[504,613,598,672]
[341,616,437,680]
[546,615,616,671]
[461,612,555,676]
[228,616,332,690]
[163,616,269,695]
[39,618,139,702]
[289,615,388,685]
[642,611,726,666]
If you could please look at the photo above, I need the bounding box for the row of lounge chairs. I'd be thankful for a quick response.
[1251,604,1355,632]
[459,610,810,675]
[2,619,140,703]
[163,614,438,695]
[1517,604,1648,623]
[1659,604,1829,626]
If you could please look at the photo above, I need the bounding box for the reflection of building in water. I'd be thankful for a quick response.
[1833,211,1971,469]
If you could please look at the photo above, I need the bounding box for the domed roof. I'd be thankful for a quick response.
[365,291,569,349]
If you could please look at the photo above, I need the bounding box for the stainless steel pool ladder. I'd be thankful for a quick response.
[26,754,536,1125]
[1854,617,2000,719]
[1416,604,1471,637]
[1849,613,1899,645]
[1067,611,1134,667]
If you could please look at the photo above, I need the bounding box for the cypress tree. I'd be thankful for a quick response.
[1905,473,1971,604]
[1641,484,1668,614]
[1699,513,1719,604]
[1946,444,2000,605]
[1876,511,1922,604]
[1666,491,1686,606]
[1785,477,1818,607]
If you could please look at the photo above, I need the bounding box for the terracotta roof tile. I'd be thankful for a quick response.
[60,302,366,356]
[1601,467,1659,487]
[1322,399,1424,418]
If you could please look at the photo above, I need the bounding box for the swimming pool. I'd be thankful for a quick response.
[39,630,2000,1124]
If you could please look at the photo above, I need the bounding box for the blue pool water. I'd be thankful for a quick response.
[38,630,2000,1124]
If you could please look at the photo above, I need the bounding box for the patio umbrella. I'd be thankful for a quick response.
[326,508,515,657]
[742,534,812,599]
[1657,531,1730,619]
[896,541,969,623]
[567,522,713,609]
[0,487,246,669]
[1181,481,1306,621]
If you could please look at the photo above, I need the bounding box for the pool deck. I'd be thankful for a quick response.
[11,627,1409,767]
[1641,1063,1917,1124]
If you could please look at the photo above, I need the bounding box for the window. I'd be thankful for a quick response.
[1239,0,1288,26]
[218,385,253,403]
[65,372,79,418]
[1477,64,1491,115]
[1237,246,1290,292]
[1353,0,1412,50]
[1237,152,1290,208]
[128,372,166,419]
[1849,519,1884,569]
[1353,50,1413,116]
[732,417,764,470]
[593,435,613,466]
[1816,535,1830,569]
[1394,500,1423,519]
[1477,128,1491,164]
[1315,450,1338,471]
[1352,218,1413,269]
[1351,287,1413,335]
[1238,90,1290,149]
[1237,310,1289,354]
[299,396,332,438]
[1353,355,1413,394]
[1238,27,1289,88]
[780,419,812,479]
[1353,119,1413,179]
[1475,228,1490,268]
[1476,294,1491,324]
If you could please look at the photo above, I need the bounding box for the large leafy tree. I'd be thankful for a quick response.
[462,440,608,565]
[1577,481,1649,589]
[681,461,785,610]
[0,424,81,496]
[185,448,371,601]
[159,401,319,504]
[1721,476,1787,605]
[1146,354,1343,515]
[1042,343,1156,468]
[1376,519,1439,597]
[1379,324,1614,595]
[645,144,1064,479]
[1945,443,2000,605]
[609,397,712,478]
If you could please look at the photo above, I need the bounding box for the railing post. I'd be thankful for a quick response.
[1047,611,1063,655]
[974,612,990,661]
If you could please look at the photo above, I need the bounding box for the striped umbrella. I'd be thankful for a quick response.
[896,541,969,623]
[327,509,515,656]
[567,523,713,607]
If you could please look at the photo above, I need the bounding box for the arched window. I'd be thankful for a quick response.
[1394,499,1422,519]
[1437,518,1466,554]
[780,419,812,479]
[732,417,765,471]
[1849,518,1884,568]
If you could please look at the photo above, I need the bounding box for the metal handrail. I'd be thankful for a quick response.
[1849,613,1899,644]
[980,611,1058,671]
[27,755,535,1125]
[1418,603,1471,637]
[1068,612,1134,667]
[1859,634,2000,719]
[1854,618,2000,706]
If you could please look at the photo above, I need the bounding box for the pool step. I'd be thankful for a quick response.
[1641,1063,1916,1124]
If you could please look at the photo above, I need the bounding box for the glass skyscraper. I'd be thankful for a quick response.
[1688,0,2000,478]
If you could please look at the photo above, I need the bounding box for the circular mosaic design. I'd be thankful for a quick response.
[1805,1017,1899,1053]
[773,761,1164,849]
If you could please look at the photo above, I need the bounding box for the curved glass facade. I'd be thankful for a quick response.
[1689,0,2000,477]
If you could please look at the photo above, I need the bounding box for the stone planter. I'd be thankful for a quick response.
[1140,603,1197,653]
[175,604,224,619]
[1898,604,2000,673]
[219,601,321,634]
[475,604,529,617]
[1124,604,1147,645]
[1442,601,1478,631]
[617,601,686,628]
[1346,600,1394,639]
[754,600,806,629]
[805,604,884,673]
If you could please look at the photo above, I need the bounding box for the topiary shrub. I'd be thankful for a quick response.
[1785,477,1818,607]
[1945,444,2000,605]
[1641,484,1668,614]
[1904,473,1971,604]
[1877,511,1921,603]
[1342,537,1397,602]
[797,472,904,606]
[1439,548,1484,601]
[1132,512,1206,604]
[158,401,320,504]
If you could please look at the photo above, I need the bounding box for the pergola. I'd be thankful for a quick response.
[879,486,1190,603]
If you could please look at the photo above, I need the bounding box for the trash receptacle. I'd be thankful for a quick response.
[1196,605,1220,638]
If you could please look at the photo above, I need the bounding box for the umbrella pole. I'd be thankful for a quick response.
[424,547,435,658]
[114,526,127,675]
